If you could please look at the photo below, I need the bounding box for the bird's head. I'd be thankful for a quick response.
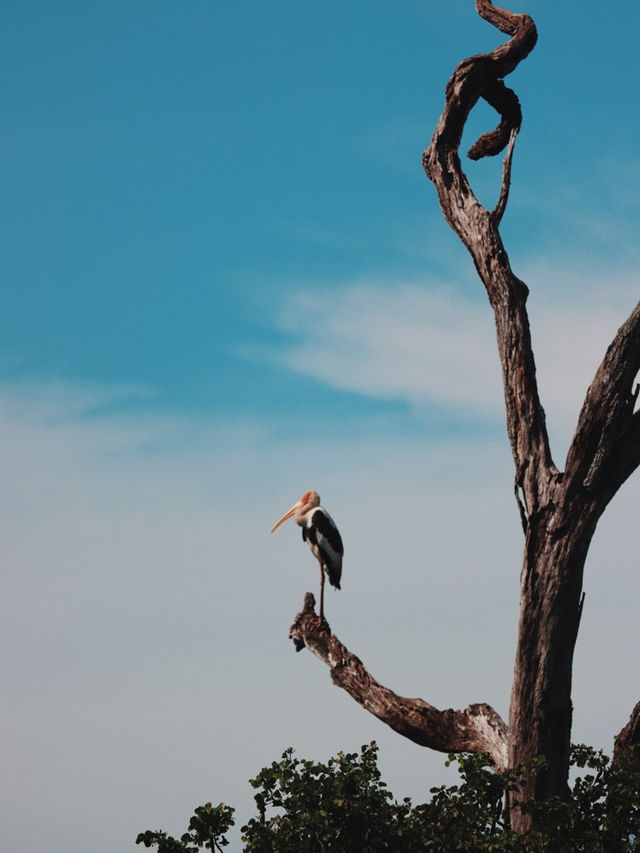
[270,490,320,533]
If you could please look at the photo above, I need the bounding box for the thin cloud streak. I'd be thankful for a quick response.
[273,269,639,463]
[277,281,501,414]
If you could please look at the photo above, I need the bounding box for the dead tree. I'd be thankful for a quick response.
[288,0,640,833]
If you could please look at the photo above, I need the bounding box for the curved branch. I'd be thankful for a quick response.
[468,79,521,161]
[564,301,640,509]
[423,2,536,179]
[289,594,508,770]
[423,2,553,516]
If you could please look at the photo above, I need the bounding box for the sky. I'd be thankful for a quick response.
[1,1,639,850]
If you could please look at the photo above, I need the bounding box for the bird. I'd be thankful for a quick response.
[270,490,343,622]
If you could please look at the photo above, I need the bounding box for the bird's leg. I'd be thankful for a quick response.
[318,557,325,623]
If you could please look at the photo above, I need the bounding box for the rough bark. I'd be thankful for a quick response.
[421,0,640,829]
[288,0,640,837]
[290,593,508,770]
[614,701,640,762]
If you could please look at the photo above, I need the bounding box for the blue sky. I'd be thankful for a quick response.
[5,0,639,428]
[2,2,639,851]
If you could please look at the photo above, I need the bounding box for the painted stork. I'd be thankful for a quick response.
[270,490,343,622]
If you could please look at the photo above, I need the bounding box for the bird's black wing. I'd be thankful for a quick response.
[311,510,343,590]
[312,511,344,556]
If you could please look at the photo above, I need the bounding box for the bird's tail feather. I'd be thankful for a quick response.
[326,563,342,590]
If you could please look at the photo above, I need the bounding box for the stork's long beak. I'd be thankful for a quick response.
[270,500,301,534]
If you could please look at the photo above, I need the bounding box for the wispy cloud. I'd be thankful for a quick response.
[0,379,153,422]
[276,280,501,414]
[508,151,640,267]
[271,268,639,461]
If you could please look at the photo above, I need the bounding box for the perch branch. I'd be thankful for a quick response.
[289,594,508,770]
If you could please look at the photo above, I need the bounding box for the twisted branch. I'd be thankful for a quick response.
[286,3,639,823]
[423,1,553,519]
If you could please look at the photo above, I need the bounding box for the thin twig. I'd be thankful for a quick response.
[492,128,518,225]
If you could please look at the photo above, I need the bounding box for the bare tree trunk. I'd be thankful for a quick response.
[421,0,640,829]
[287,0,640,837]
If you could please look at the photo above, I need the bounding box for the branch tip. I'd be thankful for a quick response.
[491,128,517,226]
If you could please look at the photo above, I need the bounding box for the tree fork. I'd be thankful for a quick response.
[422,0,640,829]
[288,0,640,837]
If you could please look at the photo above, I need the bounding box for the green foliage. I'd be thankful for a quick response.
[136,802,234,853]
[518,745,640,851]
[136,742,640,851]
[240,742,412,851]
[407,752,542,850]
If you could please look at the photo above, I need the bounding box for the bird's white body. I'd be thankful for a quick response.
[270,490,344,620]
[298,504,342,591]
